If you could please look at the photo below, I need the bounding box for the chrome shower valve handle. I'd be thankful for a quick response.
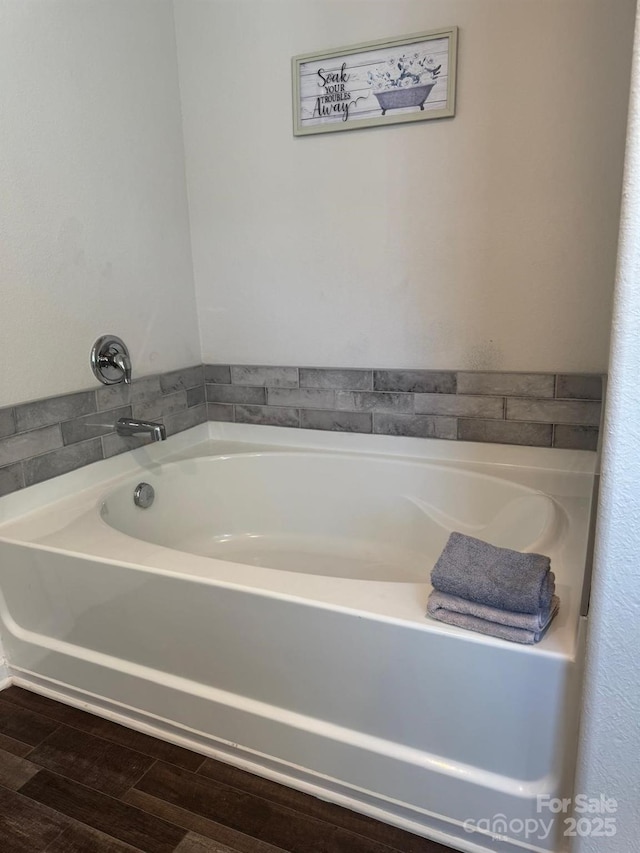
[91,335,132,385]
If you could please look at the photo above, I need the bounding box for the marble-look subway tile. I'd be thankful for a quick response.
[207,403,234,423]
[553,425,599,451]
[96,375,162,411]
[299,368,373,391]
[235,405,299,427]
[458,419,552,447]
[160,365,204,394]
[414,393,504,418]
[134,391,188,422]
[187,385,206,407]
[61,406,131,446]
[15,391,96,432]
[230,366,298,388]
[0,463,25,498]
[457,372,555,398]
[0,424,62,468]
[206,385,266,405]
[555,374,603,400]
[336,391,413,413]
[374,413,457,439]
[267,388,335,409]
[300,409,372,433]
[506,398,601,426]
[0,407,16,439]
[164,405,207,437]
[374,370,456,394]
[204,365,231,384]
[23,439,103,487]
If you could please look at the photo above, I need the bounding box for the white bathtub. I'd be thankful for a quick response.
[0,423,595,853]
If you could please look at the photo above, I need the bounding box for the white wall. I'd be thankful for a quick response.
[0,0,201,408]
[575,7,640,849]
[174,0,635,373]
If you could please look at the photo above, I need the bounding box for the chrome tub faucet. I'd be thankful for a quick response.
[116,417,166,442]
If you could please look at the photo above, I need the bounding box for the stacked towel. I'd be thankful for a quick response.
[427,532,559,644]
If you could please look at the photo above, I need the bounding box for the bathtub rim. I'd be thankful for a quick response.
[0,424,595,662]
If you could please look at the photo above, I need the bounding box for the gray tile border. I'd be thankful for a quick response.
[300,409,372,433]
[374,370,456,394]
[555,374,603,400]
[204,364,231,384]
[335,391,414,413]
[373,413,457,439]
[267,388,335,409]
[15,391,96,433]
[207,403,234,423]
[206,385,266,405]
[0,408,16,440]
[164,404,208,437]
[61,406,132,446]
[0,424,62,468]
[230,366,299,388]
[506,398,601,426]
[96,375,163,411]
[457,372,555,398]
[134,391,188,422]
[23,439,103,487]
[0,364,605,500]
[234,405,300,427]
[553,425,599,451]
[299,369,373,391]
[159,365,204,394]
[414,393,504,419]
[458,419,553,447]
[0,463,24,498]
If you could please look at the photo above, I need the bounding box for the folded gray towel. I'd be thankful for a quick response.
[427,589,557,631]
[427,590,560,644]
[431,532,553,614]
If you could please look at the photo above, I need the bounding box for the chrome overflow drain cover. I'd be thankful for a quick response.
[133,482,155,509]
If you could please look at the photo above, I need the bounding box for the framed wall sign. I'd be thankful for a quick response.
[292,27,457,136]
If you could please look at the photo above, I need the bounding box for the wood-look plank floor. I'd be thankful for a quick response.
[0,687,456,853]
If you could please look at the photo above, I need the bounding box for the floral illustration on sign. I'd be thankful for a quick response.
[367,53,442,115]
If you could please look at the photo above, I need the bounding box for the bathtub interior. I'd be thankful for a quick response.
[98,451,562,582]
[0,424,597,853]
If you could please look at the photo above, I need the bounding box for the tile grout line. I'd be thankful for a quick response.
[0,693,206,776]
[39,821,69,853]
[17,767,181,853]
[119,757,159,801]
[148,760,407,853]
[16,767,165,853]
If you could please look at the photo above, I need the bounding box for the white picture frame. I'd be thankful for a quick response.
[292,27,458,136]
